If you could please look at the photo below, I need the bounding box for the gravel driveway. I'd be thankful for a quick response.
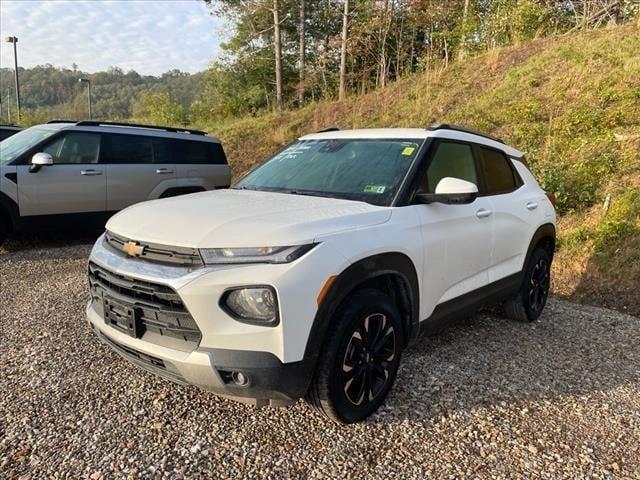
[1,236,639,479]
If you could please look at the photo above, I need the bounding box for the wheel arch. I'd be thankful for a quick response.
[0,192,19,232]
[524,223,556,269]
[158,186,207,199]
[301,252,420,391]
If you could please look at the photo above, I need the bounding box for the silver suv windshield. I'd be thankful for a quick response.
[0,126,62,165]
[235,138,423,206]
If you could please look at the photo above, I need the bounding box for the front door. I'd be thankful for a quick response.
[414,140,493,316]
[17,131,106,216]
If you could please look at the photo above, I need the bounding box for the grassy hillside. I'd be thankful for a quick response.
[208,24,640,315]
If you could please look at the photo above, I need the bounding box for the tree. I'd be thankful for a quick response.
[298,0,306,105]
[338,0,349,100]
[273,0,284,111]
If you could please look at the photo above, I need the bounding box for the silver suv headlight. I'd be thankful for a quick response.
[199,244,317,265]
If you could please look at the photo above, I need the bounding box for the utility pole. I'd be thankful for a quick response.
[5,36,21,121]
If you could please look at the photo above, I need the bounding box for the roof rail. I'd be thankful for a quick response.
[47,120,76,124]
[0,124,21,128]
[427,123,504,144]
[316,127,340,133]
[74,120,207,136]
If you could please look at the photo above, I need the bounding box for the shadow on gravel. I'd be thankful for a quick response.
[378,300,640,423]
[0,230,101,255]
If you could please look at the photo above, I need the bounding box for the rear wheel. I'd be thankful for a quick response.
[306,288,403,423]
[503,246,551,322]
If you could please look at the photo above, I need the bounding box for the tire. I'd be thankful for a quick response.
[0,215,7,246]
[306,288,403,423]
[503,246,552,322]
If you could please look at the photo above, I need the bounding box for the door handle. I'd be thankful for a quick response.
[156,168,174,174]
[476,209,492,219]
[80,169,102,176]
[526,201,538,210]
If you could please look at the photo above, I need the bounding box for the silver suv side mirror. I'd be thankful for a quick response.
[414,177,479,205]
[29,152,53,173]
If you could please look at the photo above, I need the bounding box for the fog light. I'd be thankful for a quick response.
[232,371,248,386]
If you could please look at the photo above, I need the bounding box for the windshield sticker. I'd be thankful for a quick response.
[401,146,416,156]
[363,185,386,194]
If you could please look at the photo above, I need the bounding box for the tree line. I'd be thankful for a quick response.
[2,1,637,126]
[0,65,203,125]
[204,0,639,115]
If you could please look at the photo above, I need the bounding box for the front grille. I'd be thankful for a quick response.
[89,262,202,348]
[105,231,203,266]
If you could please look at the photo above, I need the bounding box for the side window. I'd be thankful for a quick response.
[420,141,477,193]
[102,134,153,164]
[170,139,227,165]
[42,132,101,164]
[478,147,518,195]
[152,138,172,164]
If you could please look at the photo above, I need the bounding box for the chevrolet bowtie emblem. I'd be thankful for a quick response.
[122,241,145,257]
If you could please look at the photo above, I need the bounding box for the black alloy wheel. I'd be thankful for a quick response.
[341,313,397,406]
[306,288,403,423]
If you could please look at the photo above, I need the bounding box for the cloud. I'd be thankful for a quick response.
[0,0,224,75]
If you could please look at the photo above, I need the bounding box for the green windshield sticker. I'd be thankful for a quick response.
[364,185,386,194]
[401,146,416,156]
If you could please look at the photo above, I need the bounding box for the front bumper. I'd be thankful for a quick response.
[86,234,346,403]
[88,302,311,405]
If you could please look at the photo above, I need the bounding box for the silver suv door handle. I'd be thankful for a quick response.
[80,169,102,176]
[156,168,174,174]
[476,209,492,219]
[527,201,538,210]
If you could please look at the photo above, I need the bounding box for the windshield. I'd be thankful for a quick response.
[0,126,60,165]
[235,138,423,206]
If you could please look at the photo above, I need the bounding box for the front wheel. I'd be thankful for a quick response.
[0,215,7,246]
[306,288,403,423]
[503,246,551,322]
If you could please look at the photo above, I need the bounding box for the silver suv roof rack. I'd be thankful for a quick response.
[427,123,504,144]
[74,120,207,136]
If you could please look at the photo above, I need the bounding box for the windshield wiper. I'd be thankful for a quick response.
[285,189,341,199]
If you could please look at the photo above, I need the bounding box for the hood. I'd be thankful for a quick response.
[106,189,391,248]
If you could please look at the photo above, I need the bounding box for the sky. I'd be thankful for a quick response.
[0,0,225,76]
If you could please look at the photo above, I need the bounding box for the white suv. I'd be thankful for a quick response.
[86,124,556,423]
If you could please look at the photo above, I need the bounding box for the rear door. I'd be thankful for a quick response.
[172,138,231,190]
[476,146,537,282]
[17,131,106,216]
[103,133,176,211]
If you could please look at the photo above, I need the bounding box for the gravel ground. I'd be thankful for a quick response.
[1,235,639,479]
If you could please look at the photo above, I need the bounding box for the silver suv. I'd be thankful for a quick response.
[0,121,230,243]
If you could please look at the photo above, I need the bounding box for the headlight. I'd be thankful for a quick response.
[221,287,278,326]
[200,244,317,265]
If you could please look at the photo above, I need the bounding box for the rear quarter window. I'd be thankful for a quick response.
[168,139,227,165]
[478,147,520,195]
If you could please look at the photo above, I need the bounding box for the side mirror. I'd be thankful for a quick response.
[29,152,53,173]
[414,177,479,205]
